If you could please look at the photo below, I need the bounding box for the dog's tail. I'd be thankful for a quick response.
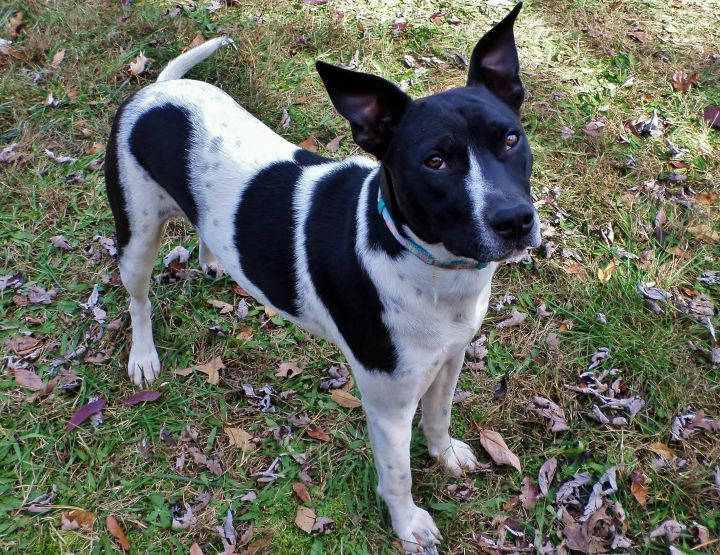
[156,36,234,82]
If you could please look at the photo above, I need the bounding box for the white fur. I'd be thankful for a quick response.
[113,47,504,553]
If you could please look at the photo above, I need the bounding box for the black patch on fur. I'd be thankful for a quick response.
[294,149,330,166]
[105,94,135,257]
[129,104,198,224]
[306,165,397,372]
[235,161,300,316]
[365,172,404,258]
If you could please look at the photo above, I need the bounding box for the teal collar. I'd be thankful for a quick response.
[377,188,487,270]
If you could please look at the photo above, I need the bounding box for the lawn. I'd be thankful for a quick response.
[1,0,719,553]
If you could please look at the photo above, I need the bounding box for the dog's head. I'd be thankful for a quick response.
[316,3,540,263]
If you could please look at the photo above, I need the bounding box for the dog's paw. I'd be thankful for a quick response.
[128,349,161,386]
[395,507,442,554]
[430,438,480,477]
[201,260,225,279]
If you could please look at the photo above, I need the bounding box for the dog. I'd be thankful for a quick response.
[105,3,539,552]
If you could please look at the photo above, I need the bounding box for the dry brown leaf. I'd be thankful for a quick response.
[188,34,205,49]
[106,515,130,550]
[696,192,719,205]
[276,361,303,379]
[237,326,254,342]
[292,482,311,503]
[496,309,528,329]
[85,142,105,154]
[475,425,521,472]
[597,260,617,284]
[7,12,25,38]
[519,477,540,510]
[175,356,224,385]
[298,135,319,152]
[208,299,234,314]
[326,135,344,153]
[5,335,44,355]
[14,368,44,391]
[225,427,253,451]
[128,52,151,76]
[50,49,65,69]
[563,260,585,277]
[330,389,361,408]
[264,305,278,317]
[671,71,699,93]
[649,442,676,460]
[538,457,558,496]
[630,470,650,506]
[688,224,719,244]
[295,505,316,533]
[61,508,95,530]
[306,424,331,442]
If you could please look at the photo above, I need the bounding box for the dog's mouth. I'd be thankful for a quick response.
[495,247,532,263]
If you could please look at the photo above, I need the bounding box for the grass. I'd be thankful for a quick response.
[1,0,719,553]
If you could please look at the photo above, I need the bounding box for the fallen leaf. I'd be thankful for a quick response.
[330,389,361,408]
[293,482,311,503]
[190,543,204,555]
[598,260,617,284]
[298,135,319,152]
[627,29,647,42]
[163,245,189,266]
[85,142,105,155]
[14,368,44,391]
[496,309,528,329]
[276,361,303,379]
[475,426,521,472]
[519,477,540,509]
[106,516,130,550]
[237,326,254,341]
[326,135,344,152]
[538,457,558,496]
[650,519,686,542]
[703,106,720,129]
[128,52,151,76]
[61,508,95,530]
[5,335,44,356]
[28,286,57,305]
[526,396,568,432]
[208,299,234,314]
[122,391,161,405]
[67,398,106,431]
[696,192,719,205]
[50,235,71,251]
[295,506,316,533]
[0,143,21,164]
[583,120,605,137]
[306,424,331,442]
[49,48,66,69]
[225,427,254,451]
[27,377,58,402]
[171,505,195,529]
[175,356,224,385]
[649,442,676,460]
[630,470,650,505]
[188,34,205,49]
[218,509,237,551]
[671,71,699,93]
[688,224,719,244]
[7,12,25,38]
[311,516,334,535]
[264,305,278,317]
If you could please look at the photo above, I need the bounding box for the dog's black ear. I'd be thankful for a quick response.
[316,61,411,159]
[467,3,524,112]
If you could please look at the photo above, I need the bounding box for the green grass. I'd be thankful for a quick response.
[1,0,719,553]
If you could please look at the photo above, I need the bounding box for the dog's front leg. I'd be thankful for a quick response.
[420,350,480,476]
[362,394,441,554]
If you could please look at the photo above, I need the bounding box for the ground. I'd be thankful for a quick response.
[1,0,719,554]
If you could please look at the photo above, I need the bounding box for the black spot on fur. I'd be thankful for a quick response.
[235,161,300,316]
[294,149,330,166]
[130,104,198,224]
[105,93,135,257]
[306,164,397,372]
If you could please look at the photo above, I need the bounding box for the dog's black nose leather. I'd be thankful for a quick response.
[489,204,535,240]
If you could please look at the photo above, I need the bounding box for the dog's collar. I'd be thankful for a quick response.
[377,189,487,270]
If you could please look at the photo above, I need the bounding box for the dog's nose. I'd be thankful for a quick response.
[488,204,535,240]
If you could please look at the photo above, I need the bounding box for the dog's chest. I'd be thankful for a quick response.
[381,265,495,367]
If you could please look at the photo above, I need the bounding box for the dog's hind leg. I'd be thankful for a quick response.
[420,350,480,476]
[199,239,224,278]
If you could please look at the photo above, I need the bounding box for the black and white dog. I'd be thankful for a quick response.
[106,4,539,552]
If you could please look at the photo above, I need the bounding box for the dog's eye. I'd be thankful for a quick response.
[505,133,519,150]
[424,154,445,170]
